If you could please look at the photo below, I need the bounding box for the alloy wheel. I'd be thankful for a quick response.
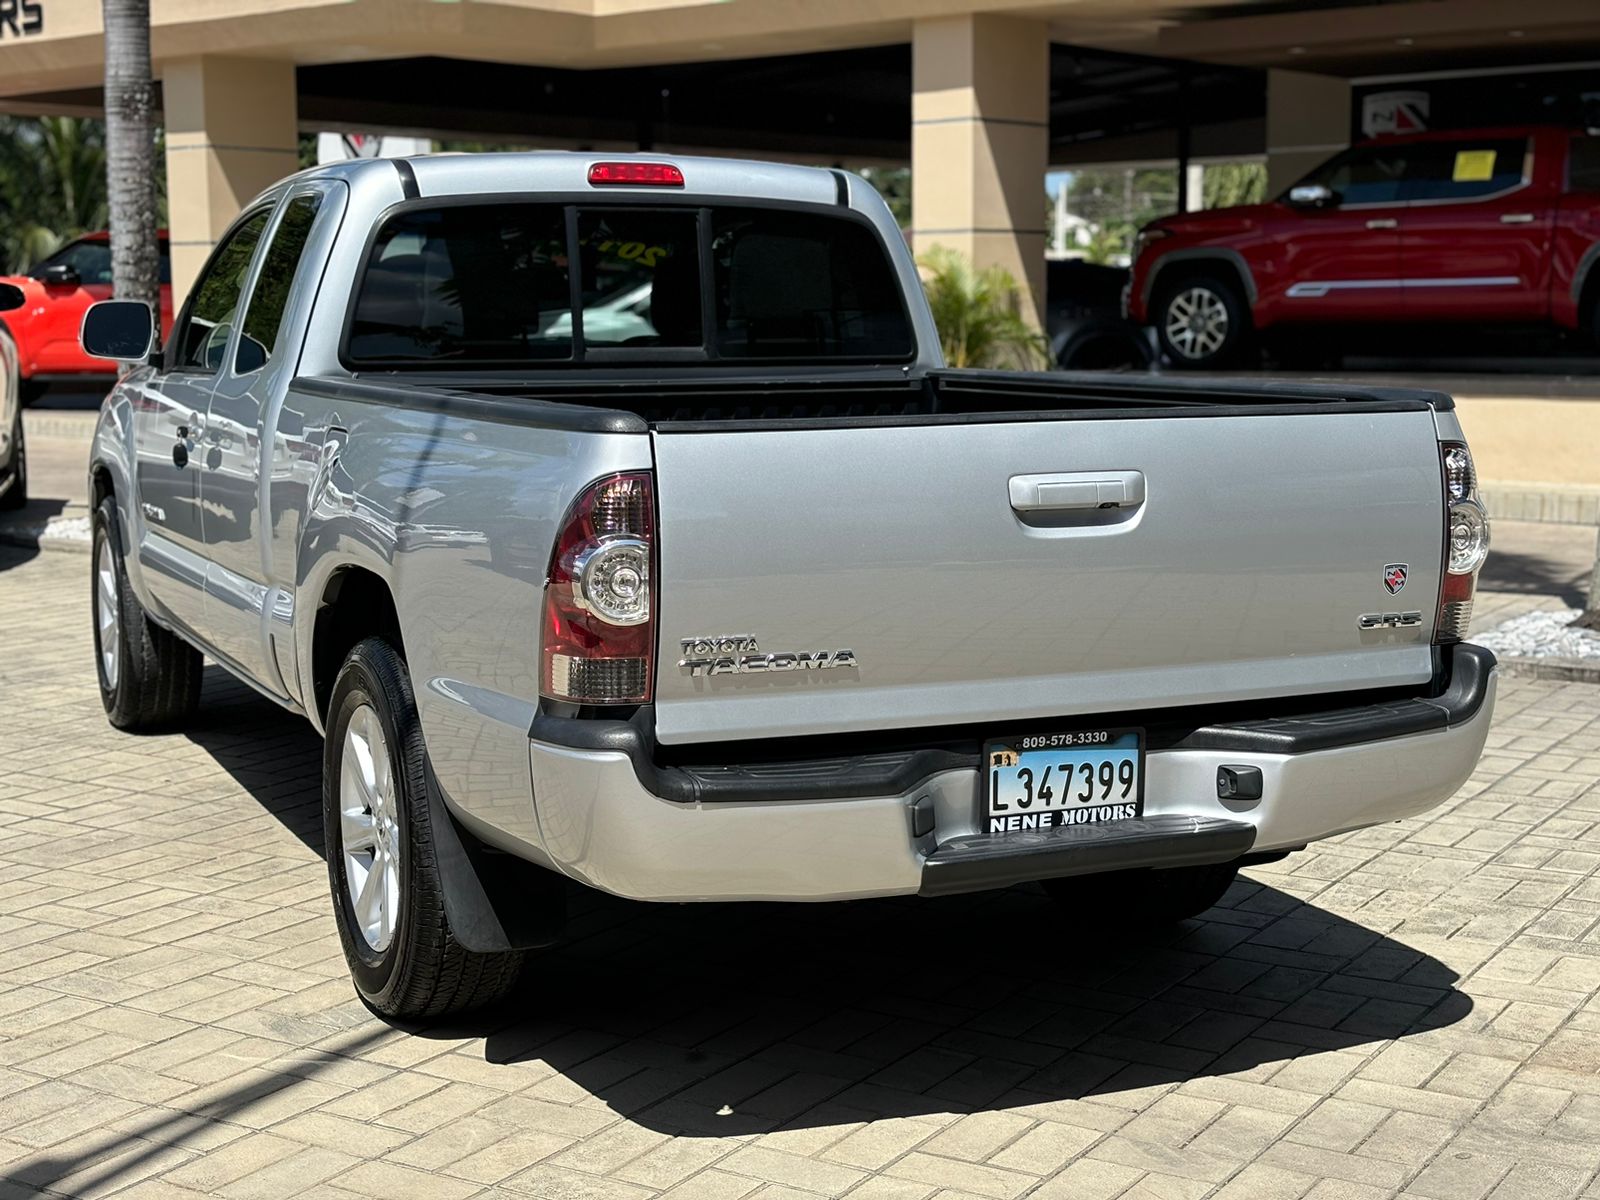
[94,530,120,691]
[339,703,402,952]
[1165,286,1230,360]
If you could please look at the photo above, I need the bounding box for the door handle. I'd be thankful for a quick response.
[1365,218,1398,230]
[1500,212,1535,224]
[1009,471,1145,512]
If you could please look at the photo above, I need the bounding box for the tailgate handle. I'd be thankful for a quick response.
[1009,471,1145,513]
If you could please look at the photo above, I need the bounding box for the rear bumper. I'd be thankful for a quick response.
[527,645,1497,901]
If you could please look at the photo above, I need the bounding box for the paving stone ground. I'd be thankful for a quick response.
[3,543,1600,1200]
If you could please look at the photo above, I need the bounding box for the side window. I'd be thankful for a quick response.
[1569,136,1600,194]
[1298,146,1408,206]
[32,240,113,283]
[1404,139,1528,202]
[236,194,323,373]
[171,210,269,372]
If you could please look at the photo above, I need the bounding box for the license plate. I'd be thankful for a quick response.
[983,729,1144,834]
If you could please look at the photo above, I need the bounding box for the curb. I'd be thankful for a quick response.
[0,517,91,556]
[21,412,98,441]
[1479,483,1600,526]
[0,529,90,555]
[1496,655,1600,684]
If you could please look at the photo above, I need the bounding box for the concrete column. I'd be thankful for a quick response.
[912,15,1049,328]
[162,56,299,303]
[1266,68,1349,196]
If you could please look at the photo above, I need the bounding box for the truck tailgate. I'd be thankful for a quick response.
[651,408,1445,745]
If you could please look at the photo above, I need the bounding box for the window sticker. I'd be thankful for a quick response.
[1453,149,1497,182]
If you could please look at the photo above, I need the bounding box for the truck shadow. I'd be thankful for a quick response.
[460,883,1471,1134]
[183,665,1473,1136]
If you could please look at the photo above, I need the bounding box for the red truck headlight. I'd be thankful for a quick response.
[541,472,656,704]
[1435,442,1489,644]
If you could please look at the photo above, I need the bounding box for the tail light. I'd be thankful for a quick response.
[1434,442,1490,643]
[541,473,655,704]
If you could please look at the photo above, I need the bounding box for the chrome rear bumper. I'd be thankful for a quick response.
[526,648,1497,902]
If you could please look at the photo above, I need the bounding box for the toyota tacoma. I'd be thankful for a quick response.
[73,153,1496,1019]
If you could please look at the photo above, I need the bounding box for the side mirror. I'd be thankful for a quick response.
[81,300,155,363]
[1286,183,1339,209]
[0,282,23,313]
[41,263,81,288]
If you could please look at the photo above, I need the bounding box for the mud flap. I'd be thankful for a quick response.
[424,761,566,952]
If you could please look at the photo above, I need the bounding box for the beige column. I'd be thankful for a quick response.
[1266,68,1349,196]
[162,56,299,303]
[911,15,1049,328]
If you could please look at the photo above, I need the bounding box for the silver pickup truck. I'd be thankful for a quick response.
[79,153,1497,1020]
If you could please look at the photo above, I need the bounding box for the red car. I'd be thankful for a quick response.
[0,232,173,403]
[1129,126,1600,367]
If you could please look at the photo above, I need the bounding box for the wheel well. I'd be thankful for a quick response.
[312,567,403,722]
[1151,258,1251,313]
[1579,263,1600,336]
[90,464,115,514]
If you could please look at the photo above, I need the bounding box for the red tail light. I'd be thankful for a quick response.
[1434,442,1490,643]
[541,473,655,704]
[587,161,685,187]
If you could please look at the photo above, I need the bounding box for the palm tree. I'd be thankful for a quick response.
[917,245,1048,370]
[0,117,108,272]
[103,0,161,338]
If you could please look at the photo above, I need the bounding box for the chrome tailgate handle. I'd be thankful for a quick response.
[1009,470,1145,512]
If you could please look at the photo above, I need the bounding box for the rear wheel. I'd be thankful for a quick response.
[91,496,203,729]
[1155,274,1250,369]
[324,637,525,1020]
[1041,862,1239,928]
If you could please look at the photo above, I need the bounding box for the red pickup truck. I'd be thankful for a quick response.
[1129,126,1600,368]
[0,232,173,403]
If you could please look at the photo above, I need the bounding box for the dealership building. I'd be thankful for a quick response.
[0,0,1597,317]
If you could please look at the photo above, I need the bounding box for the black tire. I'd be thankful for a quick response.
[0,410,24,511]
[91,496,203,730]
[19,379,47,407]
[1154,273,1251,369]
[324,637,524,1020]
[1041,862,1239,929]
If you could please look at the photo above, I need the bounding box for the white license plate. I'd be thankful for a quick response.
[983,728,1144,834]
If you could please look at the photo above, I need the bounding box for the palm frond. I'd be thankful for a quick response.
[916,245,1048,371]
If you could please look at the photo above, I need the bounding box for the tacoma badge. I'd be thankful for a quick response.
[678,636,858,677]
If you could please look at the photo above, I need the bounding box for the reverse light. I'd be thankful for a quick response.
[541,473,656,704]
[587,161,685,187]
[1435,442,1490,644]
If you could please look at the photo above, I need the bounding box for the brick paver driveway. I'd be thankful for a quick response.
[3,542,1599,1200]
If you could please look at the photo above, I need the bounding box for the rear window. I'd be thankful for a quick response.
[711,208,913,360]
[347,206,572,365]
[345,202,912,368]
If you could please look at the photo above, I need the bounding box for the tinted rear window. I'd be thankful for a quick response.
[710,208,913,360]
[347,206,572,365]
[345,201,913,368]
